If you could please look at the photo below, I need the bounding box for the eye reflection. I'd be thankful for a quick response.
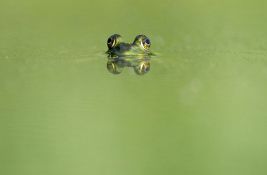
[107,59,123,74]
[134,61,150,75]
[106,56,151,75]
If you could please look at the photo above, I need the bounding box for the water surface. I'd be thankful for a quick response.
[0,0,267,175]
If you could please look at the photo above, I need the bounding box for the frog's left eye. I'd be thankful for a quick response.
[142,38,151,50]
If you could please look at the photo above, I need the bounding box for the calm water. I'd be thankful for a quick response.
[1,0,267,175]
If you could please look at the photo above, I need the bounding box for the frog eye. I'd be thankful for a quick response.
[107,34,121,49]
[107,37,116,49]
[141,38,151,50]
[144,38,150,45]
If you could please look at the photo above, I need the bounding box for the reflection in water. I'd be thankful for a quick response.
[107,55,151,75]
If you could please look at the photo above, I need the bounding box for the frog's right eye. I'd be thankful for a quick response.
[107,34,121,49]
[107,37,116,49]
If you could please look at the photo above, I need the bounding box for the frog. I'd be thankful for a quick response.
[106,34,152,57]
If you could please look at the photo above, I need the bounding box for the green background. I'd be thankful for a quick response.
[0,0,267,175]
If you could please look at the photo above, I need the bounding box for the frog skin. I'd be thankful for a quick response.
[106,34,152,57]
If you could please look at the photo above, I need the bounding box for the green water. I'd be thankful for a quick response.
[1,0,267,175]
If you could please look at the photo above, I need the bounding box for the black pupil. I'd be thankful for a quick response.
[145,39,150,45]
[108,38,112,44]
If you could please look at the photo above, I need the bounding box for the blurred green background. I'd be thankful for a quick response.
[0,0,267,175]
